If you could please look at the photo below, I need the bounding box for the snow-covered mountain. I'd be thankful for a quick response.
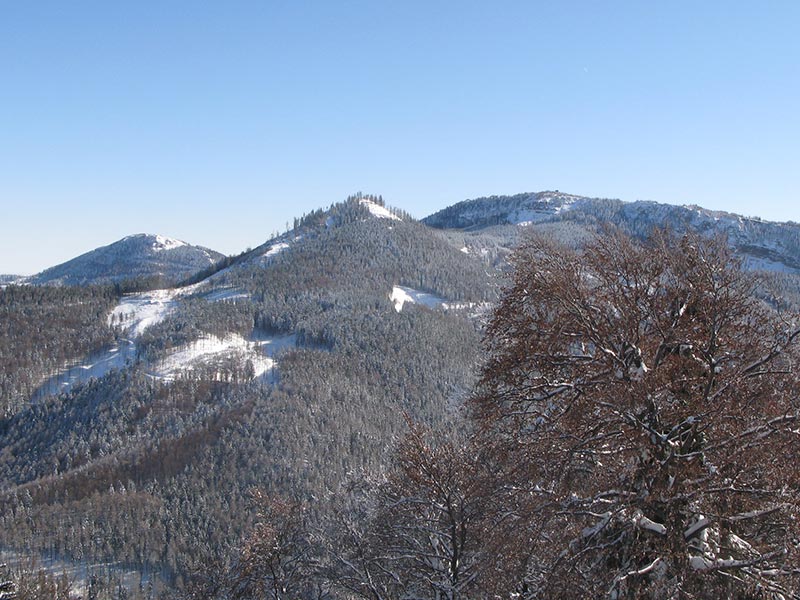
[26,233,224,286]
[15,194,492,407]
[0,274,22,286]
[3,191,800,596]
[424,191,800,275]
[423,191,587,229]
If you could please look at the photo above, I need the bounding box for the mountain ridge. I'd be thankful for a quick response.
[25,233,225,287]
[424,190,798,229]
[16,192,800,288]
[2,191,800,596]
[424,190,800,275]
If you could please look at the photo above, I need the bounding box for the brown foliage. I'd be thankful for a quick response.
[473,230,800,598]
[228,490,320,600]
[326,419,488,600]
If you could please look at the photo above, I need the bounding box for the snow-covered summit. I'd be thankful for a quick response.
[424,191,800,275]
[150,234,187,251]
[360,198,401,221]
[118,233,189,253]
[27,233,224,286]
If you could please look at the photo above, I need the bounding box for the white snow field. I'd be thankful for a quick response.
[150,234,187,251]
[361,199,401,221]
[263,241,290,258]
[108,283,251,338]
[255,235,303,265]
[30,340,137,402]
[150,333,295,382]
[108,288,180,337]
[32,286,291,401]
[390,286,447,312]
[390,285,490,316]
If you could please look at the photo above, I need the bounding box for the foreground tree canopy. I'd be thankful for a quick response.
[475,230,800,598]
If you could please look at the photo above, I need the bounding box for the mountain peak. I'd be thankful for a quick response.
[27,234,223,286]
[121,233,190,252]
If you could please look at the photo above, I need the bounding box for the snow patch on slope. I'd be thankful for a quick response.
[255,235,303,266]
[34,284,260,401]
[361,199,401,221]
[34,330,293,398]
[150,333,295,382]
[151,334,270,381]
[263,241,290,258]
[108,289,179,337]
[391,285,491,316]
[108,283,250,339]
[151,235,187,252]
[109,289,180,337]
[391,286,447,312]
[31,341,137,402]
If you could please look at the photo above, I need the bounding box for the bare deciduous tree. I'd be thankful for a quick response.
[328,421,486,600]
[474,230,800,598]
[229,491,322,600]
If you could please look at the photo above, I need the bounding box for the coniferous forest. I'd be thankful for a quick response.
[2,194,800,599]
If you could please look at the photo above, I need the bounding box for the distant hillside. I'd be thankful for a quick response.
[0,274,22,286]
[423,191,588,229]
[0,195,492,591]
[424,191,800,275]
[26,233,224,286]
[3,191,799,596]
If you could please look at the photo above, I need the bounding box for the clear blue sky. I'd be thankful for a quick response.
[2,1,798,274]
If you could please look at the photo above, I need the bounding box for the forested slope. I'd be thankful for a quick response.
[0,196,492,592]
[4,192,800,598]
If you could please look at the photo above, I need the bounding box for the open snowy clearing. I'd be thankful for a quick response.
[108,283,251,338]
[256,235,302,265]
[33,287,287,401]
[150,334,273,381]
[263,241,290,258]
[390,285,491,316]
[391,286,446,312]
[149,332,296,382]
[32,331,295,399]
[361,199,401,221]
[150,234,187,251]
[31,340,137,402]
[108,288,180,337]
